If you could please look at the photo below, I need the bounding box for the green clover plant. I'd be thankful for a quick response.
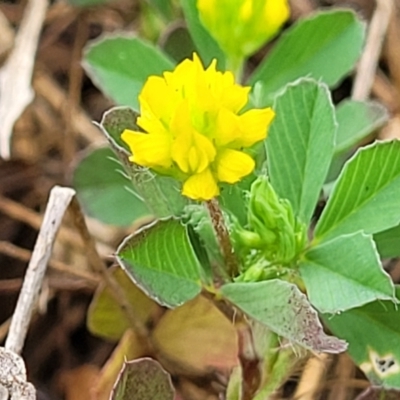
[73,1,400,398]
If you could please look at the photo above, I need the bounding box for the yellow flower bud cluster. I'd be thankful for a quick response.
[197,0,290,60]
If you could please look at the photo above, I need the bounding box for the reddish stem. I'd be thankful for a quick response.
[206,198,238,279]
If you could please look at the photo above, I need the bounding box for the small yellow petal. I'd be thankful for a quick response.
[139,76,178,123]
[182,169,219,200]
[216,149,255,183]
[172,130,216,173]
[121,129,172,168]
[236,107,275,147]
[136,100,167,135]
[169,57,196,84]
[169,100,216,173]
[193,52,206,70]
[215,108,240,147]
[206,67,249,112]
[220,82,250,113]
[167,57,197,98]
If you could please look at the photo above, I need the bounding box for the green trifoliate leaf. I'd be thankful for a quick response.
[324,288,400,389]
[300,232,396,314]
[266,79,336,225]
[221,280,347,353]
[117,219,203,307]
[73,147,149,226]
[315,140,400,241]
[249,10,365,106]
[83,36,175,110]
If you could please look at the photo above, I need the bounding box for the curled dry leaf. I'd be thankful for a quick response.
[93,329,150,400]
[87,266,159,341]
[111,358,174,400]
[152,295,239,375]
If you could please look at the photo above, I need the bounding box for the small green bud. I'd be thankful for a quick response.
[232,225,265,249]
[236,263,266,282]
[249,177,280,229]
[246,176,307,263]
[236,262,282,282]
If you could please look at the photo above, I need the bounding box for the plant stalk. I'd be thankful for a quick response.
[68,197,149,339]
[206,198,238,279]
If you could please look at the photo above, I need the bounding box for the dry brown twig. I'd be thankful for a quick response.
[0,3,104,153]
[0,319,10,344]
[294,353,331,400]
[1,186,138,399]
[0,194,113,256]
[0,240,99,285]
[5,186,75,354]
[0,0,49,159]
[68,198,150,339]
[0,10,14,60]
[33,71,105,145]
[1,186,74,400]
[352,0,394,101]
[327,354,356,400]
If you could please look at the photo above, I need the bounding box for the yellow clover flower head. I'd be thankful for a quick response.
[197,0,290,59]
[121,54,275,201]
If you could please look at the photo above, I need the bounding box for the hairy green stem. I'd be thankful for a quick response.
[206,198,238,279]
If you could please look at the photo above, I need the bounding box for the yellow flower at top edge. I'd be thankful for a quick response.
[197,0,290,59]
[121,54,275,201]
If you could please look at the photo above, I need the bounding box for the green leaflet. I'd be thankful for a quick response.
[300,232,396,314]
[266,79,336,224]
[324,288,400,389]
[83,36,175,110]
[73,147,149,226]
[221,280,346,353]
[117,219,203,308]
[315,140,400,241]
[249,10,365,106]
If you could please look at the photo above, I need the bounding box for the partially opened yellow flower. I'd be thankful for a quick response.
[197,0,289,60]
[121,54,275,201]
